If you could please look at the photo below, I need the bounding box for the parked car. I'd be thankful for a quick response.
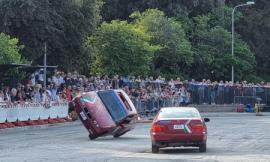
[150,107,210,153]
[72,89,138,140]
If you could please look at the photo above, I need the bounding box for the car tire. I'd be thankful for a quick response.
[199,143,207,152]
[113,130,128,138]
[89,134,98,140]
[152,145,159,153]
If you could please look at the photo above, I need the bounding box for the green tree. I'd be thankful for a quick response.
[208,6,242,30]
[0,0,102,73]
[101,0,224,22]
[233,0,270,80]
[0,33,23,64]
[191,12,256,81]
[87,20,159,75]
[131,9,193,77]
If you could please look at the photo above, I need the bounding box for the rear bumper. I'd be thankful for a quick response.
[152,133,206,147]
[153,140,204,147]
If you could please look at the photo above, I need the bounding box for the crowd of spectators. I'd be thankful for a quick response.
[1,69,270,107]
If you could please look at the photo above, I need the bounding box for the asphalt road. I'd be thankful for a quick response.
[1,113,270,162]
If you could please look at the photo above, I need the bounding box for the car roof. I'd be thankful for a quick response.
[158,107,201,119]
[160,107,199,112]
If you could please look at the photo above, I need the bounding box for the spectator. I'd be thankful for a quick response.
[111,75,119,89]
[10,88,17,103]
[50,84,58,101]
[43,90,52,108]
[174,77,182,86]
[16,91,24,102]
[139,77,146,88]
[179,85,187,105]
[1,68,270,107]
[119,76,124,88]
[75,86,83,96]
[38,69,44,85]
[33,84,42,102]
[24,84,33,101]
[30,74,36,86]
[64,85,73,102]
[217,80,225,104]
[0,90,4,102]
[3,87,10,101]
[168,79,175,89]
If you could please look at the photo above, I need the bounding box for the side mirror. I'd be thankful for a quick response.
[204,118,210,122]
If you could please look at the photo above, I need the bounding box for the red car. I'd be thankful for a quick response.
[72,89,138,140]
[150,107,210,153]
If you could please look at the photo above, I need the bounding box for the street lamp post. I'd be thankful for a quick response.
[43,1,48,89]
[44,42,47,89]
[231,1,255,83]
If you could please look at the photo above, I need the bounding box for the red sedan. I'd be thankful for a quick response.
[150,107,210,153]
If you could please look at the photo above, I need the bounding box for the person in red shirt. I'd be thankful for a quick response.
[16,91,24,103]
[64,85,73,102]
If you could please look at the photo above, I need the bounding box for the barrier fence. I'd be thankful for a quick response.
[0,102,69,127]
[129,81,270,106]
[131,87,270,116]
[188,86,270,105]
[1,85,269,127]
[132,97,183,116]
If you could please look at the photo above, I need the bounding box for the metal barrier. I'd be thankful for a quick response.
[54,103,69,118]
[17,107,30,121]
[134,97,182,116]
[29,104,42,120]
[6,106,19,122]
[132,88,270,116]
[175,85,270,105]
[0,102,69,124]
[234,96,258,105]
[39,106,50,120]
[0,108,8,123]
[129,82,270,105]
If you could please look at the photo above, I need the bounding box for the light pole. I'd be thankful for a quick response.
[44,0,49,89]
[231,1,255,83]
[44,42,47,89]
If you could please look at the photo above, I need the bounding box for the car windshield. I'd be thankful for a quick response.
[159,109,200,119]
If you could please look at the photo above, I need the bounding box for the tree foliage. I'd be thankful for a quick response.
[87,20,159,76]
[1,0,267,81]
[190,8,255,81]
[0,33,23,64]
[101,0,225,22]
[131,9,193,77]
[232,0,270,80]
[0,0,102,73]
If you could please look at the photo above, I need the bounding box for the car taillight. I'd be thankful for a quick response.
[152,124,163,133]
[192,124,205,132]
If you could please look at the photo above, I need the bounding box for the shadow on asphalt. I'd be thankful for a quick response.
[139,147,203,154]
[90,136,142,141]
[158,147,200,154]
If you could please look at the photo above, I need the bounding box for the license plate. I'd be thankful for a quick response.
[80,112,87,121]
[173,124,184,129]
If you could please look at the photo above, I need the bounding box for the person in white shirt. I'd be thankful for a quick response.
[155,76,163,83]
[0,90,4,102]
[168,79,175,89]
[33,84,41,102]
[30,74,36,86]
[38,69,44,84]
[54,73,64,86]
[43,90,52,108]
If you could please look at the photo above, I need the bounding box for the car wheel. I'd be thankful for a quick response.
[113,130,129,138]
[199,143,207,152]
[152,144,159,153]
[88,134,98,140]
